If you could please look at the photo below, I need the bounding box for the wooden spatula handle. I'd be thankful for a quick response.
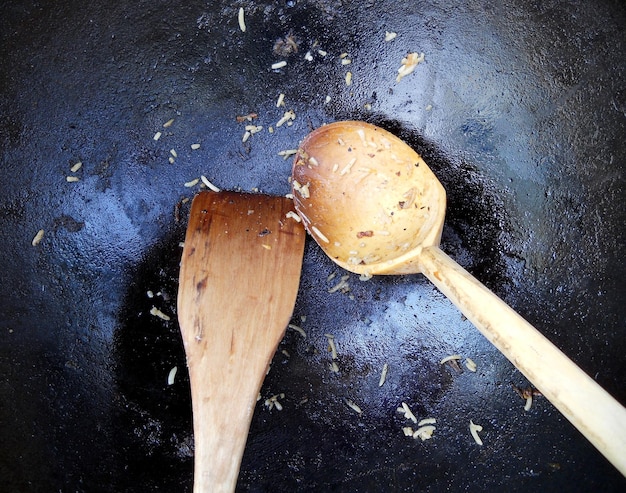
[178,191,305,492]
[418,245,626,475]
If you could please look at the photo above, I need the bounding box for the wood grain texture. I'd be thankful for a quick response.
[177,191,305,492]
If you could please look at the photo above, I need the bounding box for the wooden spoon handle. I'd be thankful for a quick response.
[418,245,626,475]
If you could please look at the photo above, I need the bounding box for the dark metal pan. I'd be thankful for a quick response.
[1,0,625,491]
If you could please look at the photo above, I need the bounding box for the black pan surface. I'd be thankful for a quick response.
[1,0,625,491]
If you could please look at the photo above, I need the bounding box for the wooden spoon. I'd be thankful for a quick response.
[291,120,626,475]
[177,191,305,492]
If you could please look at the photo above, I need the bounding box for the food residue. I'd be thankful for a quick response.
[32,229,44,246]
[469,420,483,445]
[396,52,425,82]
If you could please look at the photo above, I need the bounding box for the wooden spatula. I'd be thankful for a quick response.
[177,190,305,493]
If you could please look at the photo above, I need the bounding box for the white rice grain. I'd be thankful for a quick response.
[163,118,175,128]
[70,162,82,172]
[150,306,171,321]
[276,109,296,127]
[32,229,44,246]
[184,178,200,187]
[276,93,285,107]
[278,149,297,159]
[413,425,436,441]
[385,31,397,42]
[378,363,388,387]
[397,402,418,423]
[285,211,301,222]
[345,399,362,415]
[345,71,353,85]
[440,354,462,365]
[238,7,246,32]
[288,323,306,338]
[66,176,80,182]
[167,366,178,385]
[201,175,221,192]
[191,143,201,150]
[153,131,162,141]
[272,61,287,70]
[311,225,329,243]
[469,420,484,445]
[340,157,357,175]
[524,395,533,411]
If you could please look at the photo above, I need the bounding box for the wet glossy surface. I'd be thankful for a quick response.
[1,0,625,491]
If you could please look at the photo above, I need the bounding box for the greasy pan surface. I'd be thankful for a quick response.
[1,0,625,491]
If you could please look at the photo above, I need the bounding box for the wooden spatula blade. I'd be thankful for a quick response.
[177,191,305,493]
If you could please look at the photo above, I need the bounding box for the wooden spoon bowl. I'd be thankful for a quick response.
[291,120,446,275]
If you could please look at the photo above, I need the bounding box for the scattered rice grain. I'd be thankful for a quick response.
[163,118,175,128]
[440,354,462,365]
[385,31,397,42]
[153,131,162,141]
[311,225,329,243]
[469,420,483,445]
[66,176,80,182]
[413,425,435,441]
[345,399,362,415]
[524,395,533,411]
[32,229,44,246]
[285,211,301,222]
[340,157,357,175]
[345,71,352,85]
[167,366,178,385]
[150,306,171,321]
[272,61,287,70]
[184,178,200,187]
[288,323,306,338]
[397,402,418,423]
[276,93,285,107]
[465,358,477,372]
[378,363,388,387]
[70,162,82,172]
[396,52,425,82]
[278,149,297,159]
[328,274,350,293]
[201,175,221,192]
[191,143,201,150]
[238,7,246,32]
